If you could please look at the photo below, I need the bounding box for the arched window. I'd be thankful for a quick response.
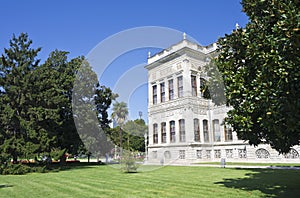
[255,148,270,159]
[179,119,185,142]
[153,123,158,144]
[194,118,200,142]
[213,119,220,142]
[164,151,171,159]
[203,120,209,142]
[224,122,233,141]
[284,148,299,159]
[161,122,166,143]
[170,121,175,143]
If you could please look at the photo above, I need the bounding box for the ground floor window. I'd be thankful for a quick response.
[225,149,233,158]
[179,150,185,159]
[196,150,202,159]
[238,149,247,158]
[284,148,299,159]
[164,151,171,159]
[255,148,270,159]
[214,150,221,158]
[206,150,211,159]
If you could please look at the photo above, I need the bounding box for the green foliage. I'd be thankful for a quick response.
[0,33,116,169]
[215,0,300,153]
[122,119,147,152]
[120,150,140,173]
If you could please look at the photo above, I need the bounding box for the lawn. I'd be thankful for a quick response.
[0,165,300,198]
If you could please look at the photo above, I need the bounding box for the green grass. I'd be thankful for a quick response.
[1,165,300,197]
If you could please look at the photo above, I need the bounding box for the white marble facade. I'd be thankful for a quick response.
[145,38,300,164]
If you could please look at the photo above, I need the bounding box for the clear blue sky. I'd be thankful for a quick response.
[1,0,248,122]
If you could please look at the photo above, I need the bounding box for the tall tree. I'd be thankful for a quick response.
[111,102,128,151]
[0,33,42,162]
[215,0,300,153]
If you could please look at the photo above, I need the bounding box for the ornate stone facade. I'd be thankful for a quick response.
[145,38,300,164]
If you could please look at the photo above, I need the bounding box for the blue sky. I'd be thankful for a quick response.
[1,0,248,122]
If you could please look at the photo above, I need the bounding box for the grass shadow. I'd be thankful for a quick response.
[215,168,300,197]
[0,184,13,188]
[50,162,106,172]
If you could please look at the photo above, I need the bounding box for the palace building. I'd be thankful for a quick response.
[145,36,300,164]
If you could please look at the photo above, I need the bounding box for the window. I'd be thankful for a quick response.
[170,121,175,143]
[191,75,197,96]
[213,119,220,142]
[206,150,211,159]
[179,150,185,159]
[226,149,233,158]
[196,150,202,159]
[224,123,233,141]
[203,120,209,142]
[160,82,165,102]
[177,76,183,97]
[214,150,221,158]
[179,119,185,142]
[164,151,171,159]
[238,149,247,158]
[255,148,270,159]
[194,119,200,142]
[284,148,299,159]
[161,122,166,143]
[168,79,174,100]
[153,123,158,144]
[152,85,157,104]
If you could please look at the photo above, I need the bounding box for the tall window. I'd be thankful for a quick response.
[203,120,209,142]
[170,121,175,143]
[152,85,157,104]
[177,76,183,97]
[168,79,174,100]
[224,123,233,141]
[191,75,197,96]
[194,118,200,142]
[153,123,158,144]
[160,82,165,102]
[161,122,166,143]
[213,119,220,142]
[179,119,185,142]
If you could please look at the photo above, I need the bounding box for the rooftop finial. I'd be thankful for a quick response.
[148,51,151,58]
[235,23,240,30]
[183,32,186,40]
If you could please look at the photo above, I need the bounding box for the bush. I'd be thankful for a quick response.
[120,150,140,173]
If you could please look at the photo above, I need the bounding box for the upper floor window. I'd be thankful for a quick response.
[179,119,185,142]
[153,123,158,144]
[170,120,175,143]
[213,119,220,142]
[191,75,197,96]
[160,82,165,102]
[194,118,200,142]
[152,85,157,104]
[168,79,174,100]
[224,123,233,141]
[203,119,209,142]
[177,76,183,98]
[161,122,166,143]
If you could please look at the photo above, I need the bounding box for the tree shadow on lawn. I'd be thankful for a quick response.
[51,162,106,172]
[0,184,13,188]
[215,168,300,198]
